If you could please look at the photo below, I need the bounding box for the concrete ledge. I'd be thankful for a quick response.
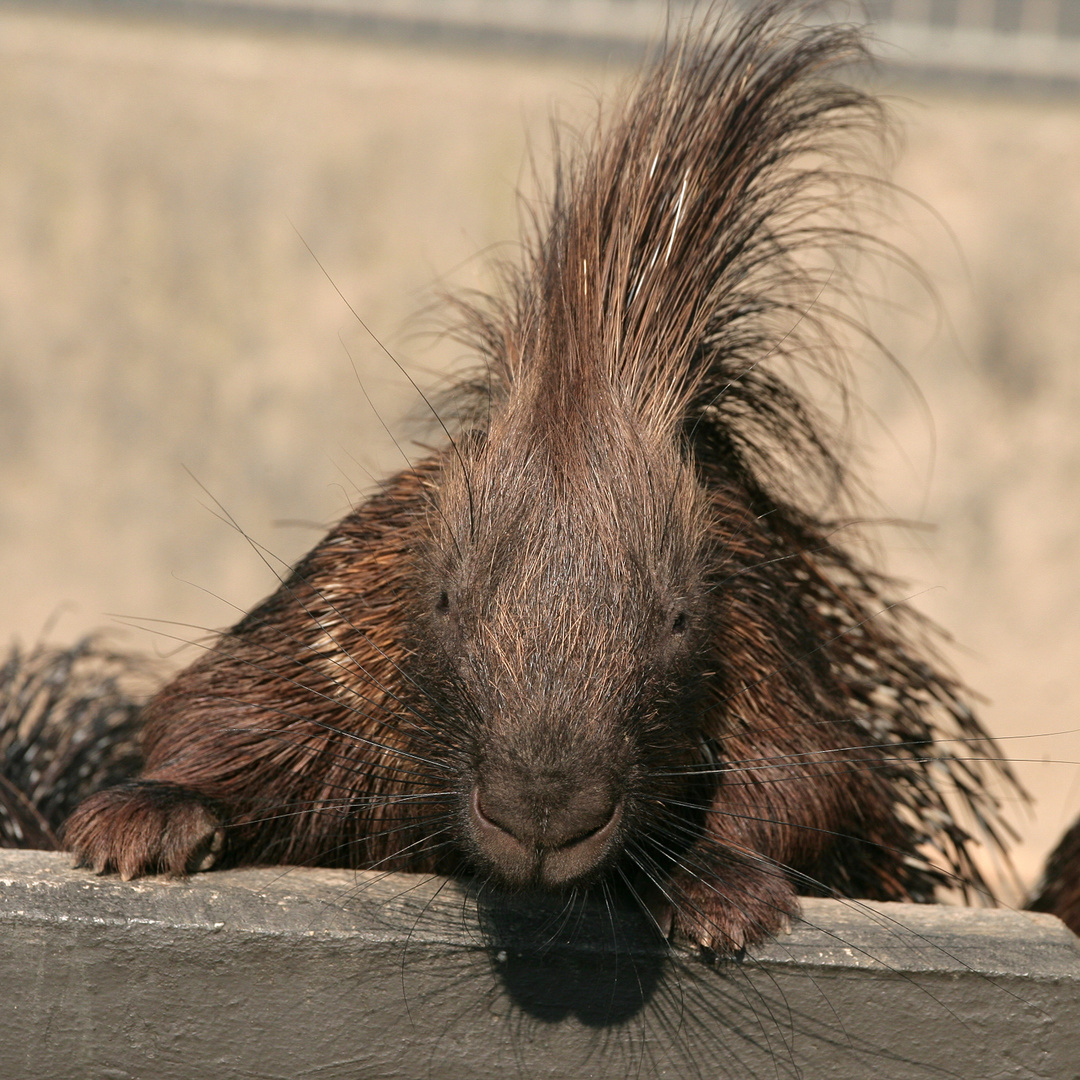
[1,850,1078,1079]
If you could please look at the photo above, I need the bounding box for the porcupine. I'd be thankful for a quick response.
[43,2,1022,954]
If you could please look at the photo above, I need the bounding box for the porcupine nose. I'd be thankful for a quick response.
[470,775,622,888]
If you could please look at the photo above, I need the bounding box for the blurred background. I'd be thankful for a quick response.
[1,0,1077,900]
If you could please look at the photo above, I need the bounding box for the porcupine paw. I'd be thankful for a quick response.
[666,864,800,956]
[62,780,226,880]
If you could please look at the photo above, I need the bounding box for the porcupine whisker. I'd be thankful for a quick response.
[635,842,807,1071]
[600,915,673,1080]
[630,834,895,980]
[293,227,478,542]
[397,873,462,1027]
[235,795,450,824]
[336,835,463,886]
[685,726,1023,769]
[203,643,463,759]
[268,863,458,946]
[653,802,970,929]
[622,843,802,1073]
[193,702,452,780]
[677,738,1012,777]
[698,753,1045,786]
[175,470,470,731]
[707,520,884,593]
[111,614,466,761]
[621,853,859,1071]
[179,688,453,771]
[613,865,678,946]
[654,743,999,781]
[198,730,448,789]
[231,814,457,859]
[649,801,988,905]
[587,879,658,1068]
[628,854,851,1073]
[683,737,1016,851]
[526,888,589,953]
[197,695,451,774]
[700,714,1010,768]
[627,840,789,953]
[235,789,458,825]
[663,876,978,1041]
[336,333,471,563]
[261,820,461,876]
[655,780,1019,897]
[108,604,452,742]
[265,858,464,929]
[664,832,1039,1021]
[683,742,1003,871]
[242,799,457,848]
[229,813,443,850]
[331,817,459,852]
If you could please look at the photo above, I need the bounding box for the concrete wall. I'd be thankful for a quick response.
[1,6,1079,898]
[2,850,1078,1079]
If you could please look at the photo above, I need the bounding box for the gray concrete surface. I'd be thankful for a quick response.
[1,849,1077,1079]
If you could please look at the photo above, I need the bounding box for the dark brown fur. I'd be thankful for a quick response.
[62,4,1016,953]
[1029,817,1080,936]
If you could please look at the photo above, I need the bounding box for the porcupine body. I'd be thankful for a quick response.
[58,3,1016,952]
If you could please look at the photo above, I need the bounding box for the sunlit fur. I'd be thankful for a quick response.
[62,3,1018,951]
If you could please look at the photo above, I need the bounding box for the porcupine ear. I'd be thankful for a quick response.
[448,2,883,464]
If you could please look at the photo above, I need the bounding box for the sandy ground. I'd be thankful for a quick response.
[0,7,1077,900]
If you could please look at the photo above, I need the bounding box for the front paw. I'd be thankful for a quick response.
[666,860,800,955]
[62,780,226,880]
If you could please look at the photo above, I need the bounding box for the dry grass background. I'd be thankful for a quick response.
[1,7,1077,899]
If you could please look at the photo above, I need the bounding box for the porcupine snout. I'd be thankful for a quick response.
[469,764,622,887]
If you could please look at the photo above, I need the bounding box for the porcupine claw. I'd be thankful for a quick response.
[62,779,226,879]
[668,864,799,956]
[645,895,675,940]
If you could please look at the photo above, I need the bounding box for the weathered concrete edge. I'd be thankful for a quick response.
[2,848,1078,980]
[3,849,1078,1080]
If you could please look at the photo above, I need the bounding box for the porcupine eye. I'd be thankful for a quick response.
[671,611,688,635]
[435,590,450,614]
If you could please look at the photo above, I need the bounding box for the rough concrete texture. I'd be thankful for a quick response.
[1,7,1079,900]
[1,849,1077,1079]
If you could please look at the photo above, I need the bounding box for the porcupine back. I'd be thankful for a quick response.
[0,639,143,849]
[56,2,1016,948]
